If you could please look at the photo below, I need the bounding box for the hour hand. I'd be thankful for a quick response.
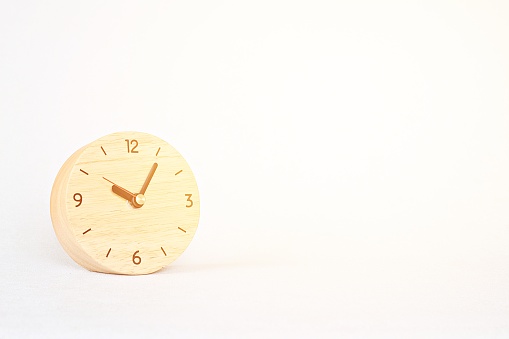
[111,184,136,201]
[103,177,144,208]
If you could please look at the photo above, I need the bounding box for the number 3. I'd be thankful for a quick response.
[185,194,193,208]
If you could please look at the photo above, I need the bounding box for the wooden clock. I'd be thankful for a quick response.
[50,131,200,275]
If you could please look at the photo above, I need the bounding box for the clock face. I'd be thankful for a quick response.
[51,132,200,275]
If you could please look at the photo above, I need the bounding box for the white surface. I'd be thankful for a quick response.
[1,1,509,337]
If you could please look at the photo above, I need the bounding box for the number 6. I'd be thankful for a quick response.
[132,250,141,265]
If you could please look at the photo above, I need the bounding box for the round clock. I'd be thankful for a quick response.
[50,131,200,275]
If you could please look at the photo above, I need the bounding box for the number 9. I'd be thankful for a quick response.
[73,193,82,207]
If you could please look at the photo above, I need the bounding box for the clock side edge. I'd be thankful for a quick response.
[50,145,115,274]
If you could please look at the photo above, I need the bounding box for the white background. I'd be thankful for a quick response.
[1,1,509,337]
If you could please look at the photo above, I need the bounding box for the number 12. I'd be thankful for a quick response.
[125,139,139,153]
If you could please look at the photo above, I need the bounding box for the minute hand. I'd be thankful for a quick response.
[140,163,158,195]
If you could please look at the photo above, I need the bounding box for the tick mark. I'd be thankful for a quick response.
[101,146,107,155]
[156,147,160,156]
[175,170,183,176]
[178,227,186,233]
[106,248,111,257]
[80,169,89,175]
[161,247,167,256]
[83,228,91,235]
